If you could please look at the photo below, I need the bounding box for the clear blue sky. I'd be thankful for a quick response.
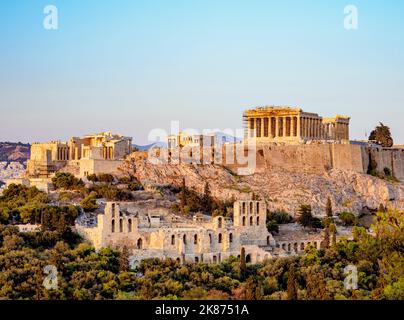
[0,0,403,144]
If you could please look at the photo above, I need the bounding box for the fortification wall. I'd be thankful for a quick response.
[226,143,404,181]
[362,147,404,181]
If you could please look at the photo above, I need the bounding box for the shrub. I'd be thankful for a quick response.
[339,211,358,226]
[80,194,98,212]
[52,172,83,190]
[267,211,293,224]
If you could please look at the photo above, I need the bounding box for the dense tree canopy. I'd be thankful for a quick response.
[369,122,394,147]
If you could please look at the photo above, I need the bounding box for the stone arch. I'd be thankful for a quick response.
[246,254,251,263]
[229,233,233,243]
[256,216,260,226]
[249,202,253,213]
[194,234,198,245]
[213,255,217,263]
[218,233,222,243]
[249,216,253,226]
[218,217,223,228]
[282,243,286,250]
[111,219,115,233]
[183,234,187,244]
[294,242,298,251]
[300,242,304,251]
[267,236,270,245]
[242,202,246,214]
[242,216,246,226]
[137,238,143,249]
[256,202,259,214]
[128,219,132,232]
[119,219,123,233]
[171,234,175,245]
[195,256,199,263]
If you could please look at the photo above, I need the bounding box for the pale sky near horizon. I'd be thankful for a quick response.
[0,0,403,145]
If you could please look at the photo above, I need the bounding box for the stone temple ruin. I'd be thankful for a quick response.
[75,199,328,266]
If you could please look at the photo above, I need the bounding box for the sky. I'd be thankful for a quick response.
[0,0,403,145]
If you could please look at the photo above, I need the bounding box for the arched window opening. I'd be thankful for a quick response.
[229,233,233,243]
[256,216,260,226]
[194,234,198,245]
[218,233,222,243]
[137,238,143,249]
[128,219,132,232]
[218,217,222,228]
[249,216,253,226]
[119,219,123,233]
[183,234,187,244]
[242,216,246,226]
[111,219,115,233]
[171,235,175,245]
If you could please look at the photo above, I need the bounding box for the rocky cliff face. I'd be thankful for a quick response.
[120,152,404,217]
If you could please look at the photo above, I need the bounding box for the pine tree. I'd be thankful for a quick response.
[201,181,212,214]
[287,263,298,300]
[240,247,246,279]
[297,205,313,228]
[369,122,394,147]
[326,197,332,217]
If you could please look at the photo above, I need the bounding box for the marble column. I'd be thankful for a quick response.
[283,116,287,137]
[268,117,272,138]
[275,117,279,137]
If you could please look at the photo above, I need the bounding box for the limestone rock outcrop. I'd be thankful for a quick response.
[120,153,404,217]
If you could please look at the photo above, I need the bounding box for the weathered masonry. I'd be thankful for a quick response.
[243,106,350,144]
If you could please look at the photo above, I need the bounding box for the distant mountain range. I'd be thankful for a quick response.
[0,142,30,163]
[133,132,242,151]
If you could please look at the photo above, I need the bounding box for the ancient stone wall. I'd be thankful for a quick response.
[225,144,404,182]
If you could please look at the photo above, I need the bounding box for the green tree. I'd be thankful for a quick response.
[322,227,330,250]
[119,246,130,272]
[201,182,213,214]
[369,122,393,147]
[240,247,246,279]
[297,205,314,228]
[80,194,98,212]
[326,197,333,217]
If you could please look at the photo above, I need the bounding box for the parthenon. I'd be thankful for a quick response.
[243,106,350,144]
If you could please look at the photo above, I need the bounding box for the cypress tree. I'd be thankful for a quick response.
[326,197,333,217]
[287,263,298,300]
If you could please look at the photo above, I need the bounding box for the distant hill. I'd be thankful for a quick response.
[133,142,167,151]
[0,142,30,163]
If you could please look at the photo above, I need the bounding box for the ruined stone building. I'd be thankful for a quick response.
[27,131,132,178]
[243,106,350,144]
[76,200,279,265]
